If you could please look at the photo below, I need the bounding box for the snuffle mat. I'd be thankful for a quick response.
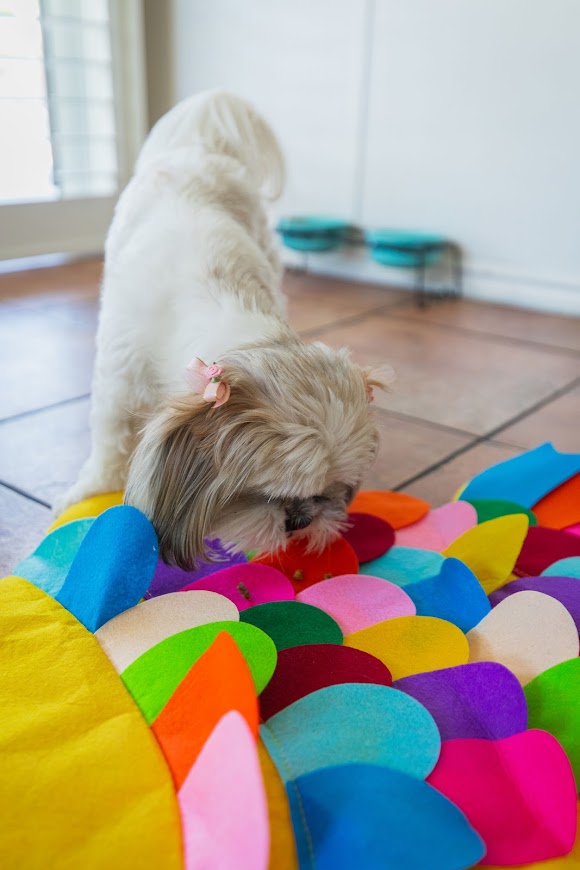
[3,442,580,868]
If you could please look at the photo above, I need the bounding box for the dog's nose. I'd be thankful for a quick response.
[285,514,312,533]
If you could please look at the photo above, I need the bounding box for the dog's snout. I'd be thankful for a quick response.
[285,513,313,533]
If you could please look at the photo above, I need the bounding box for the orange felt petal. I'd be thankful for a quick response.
[253,536,359,593]
[349,491,430,529]
[533,473,580,530]
[151,631,259,790]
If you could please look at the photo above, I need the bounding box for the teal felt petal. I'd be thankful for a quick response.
[240,600,343,650]
[14,518,94,597]
[542,556,580,579]
[56,506,158,632]
[289,764,485,870]
[460,443,580,507]
[261,682,440,784]
[406,558,491,632]
[360,546,444,587]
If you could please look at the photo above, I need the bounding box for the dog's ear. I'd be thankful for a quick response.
[124,397,228,569]
[359,364,395,402]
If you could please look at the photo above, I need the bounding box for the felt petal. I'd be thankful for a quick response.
[459,442,580,507]
[490,576,580,633]
[542,557,580,578]
[95,590,239,673]
[296,573,415,634]
[257,739,298,870]
[360,546,444,586]
[466,497,538,526]
[47,491,123,533]
[514,526,580,577]
[56,505,158,632]
[427,731,578,865]
[483,805,580,869]
[121,620,277,724]
[152,632,258,789]
[394,661,528,741]
[525,657,580,790]
[533,472,580,530]
[442,514,529,595]
[261,683,441,783]
[178,711,269,870]
[14,517,93,597]
[240,600,343,650]
[146,540,247,598]
[181,562,294,609]
[341,512,395,563]
[344,615,469,680]
[566,523,580,537]
[349,489,430,528]
[259,643,392,720]
[395,501,478,551]
[289,764,485,870]
[406,557,491,633]
[0,577,181,869]
[467,590,579,685]
[252,536,358,592]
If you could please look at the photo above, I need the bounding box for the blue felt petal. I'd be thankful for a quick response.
[360,546,444,587]
[542,556,580,579]
[260,682,440,784]
[460,443,580,507]
[406,558,491,632]
[289,764,485,870]
[56,506,158,632]
[14,518,94,597]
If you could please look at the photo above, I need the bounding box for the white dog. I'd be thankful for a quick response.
[56,91,384,568]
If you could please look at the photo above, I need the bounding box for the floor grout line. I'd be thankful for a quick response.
[391,374,580,492]
[298,297,416,339]
[373,405,477,439]
[0,480,51,509]
[0,393,91,426]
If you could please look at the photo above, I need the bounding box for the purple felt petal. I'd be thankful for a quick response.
[489,576,580,633]
[145,540,247,598]
[341,513,395,564]
[393,662,528,741]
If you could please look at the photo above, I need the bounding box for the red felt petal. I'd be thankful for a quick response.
[341,513,395,564]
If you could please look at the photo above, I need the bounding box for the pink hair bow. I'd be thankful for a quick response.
[185,358,231,408]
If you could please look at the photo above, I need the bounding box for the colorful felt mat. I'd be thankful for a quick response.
[2,441,580,869]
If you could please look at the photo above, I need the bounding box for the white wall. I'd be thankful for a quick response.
[153,0,580,314]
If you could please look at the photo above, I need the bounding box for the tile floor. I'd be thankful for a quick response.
[1,258,579,575]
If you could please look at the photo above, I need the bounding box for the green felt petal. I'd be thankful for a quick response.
[121,621,277,724]
[467,498,538,526]
[525,657,580,790]
[240,600,343,651]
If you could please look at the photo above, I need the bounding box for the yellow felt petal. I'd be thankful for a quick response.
[483,804,580,868]
[47,491,124,533]
[344,615,469,681]
[257,739,298,870]
[0,576,182,869]
[442,514,529,595]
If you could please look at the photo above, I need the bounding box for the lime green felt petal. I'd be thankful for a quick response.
[122,621,277,724]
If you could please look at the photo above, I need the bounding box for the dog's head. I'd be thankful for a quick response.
[125,340,387,569]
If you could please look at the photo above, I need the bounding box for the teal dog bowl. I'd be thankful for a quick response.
[277,216,349,253]
[366,230,446,268]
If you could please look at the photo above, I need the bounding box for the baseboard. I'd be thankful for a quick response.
[281,248,580,316]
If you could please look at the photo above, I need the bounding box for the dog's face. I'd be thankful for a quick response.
[125,340,385,569]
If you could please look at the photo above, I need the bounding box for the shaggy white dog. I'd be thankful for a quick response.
[56,91,384,568]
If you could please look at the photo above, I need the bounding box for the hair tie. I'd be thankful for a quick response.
[185,358,231,408]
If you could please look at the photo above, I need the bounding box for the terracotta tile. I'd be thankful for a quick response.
[495,384,580,453]
[283,270,408,333]
[365,410,472,490]
[394,298,580,354]
[307,316,580,435]
[0,486,51,576]
[403,441,523,507]
[0,399,90,505]
[0,301,96,419]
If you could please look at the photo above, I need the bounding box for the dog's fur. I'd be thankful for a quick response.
[56,91,385,568]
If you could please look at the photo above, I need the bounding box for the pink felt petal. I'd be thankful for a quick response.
[182,563,295,610]
[395,501,478,551]
[296,573,415,634]
[427,731,577,865]
[178,710,269,870]
[566,523,580,537]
